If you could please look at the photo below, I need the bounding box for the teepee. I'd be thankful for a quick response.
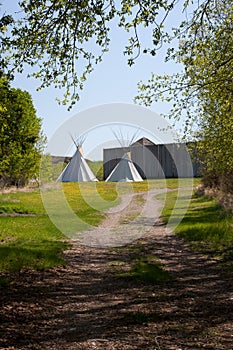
[57,137,98,182]
[105,151,143,182]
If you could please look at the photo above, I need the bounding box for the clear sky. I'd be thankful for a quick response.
[1,1,184,160]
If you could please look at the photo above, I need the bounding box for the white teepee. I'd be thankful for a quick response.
[105,152,143,182]
[57,138,98,182]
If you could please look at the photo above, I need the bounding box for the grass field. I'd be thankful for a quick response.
[157,190,233,263]
[0,181,120,273]
[0,177,206,274]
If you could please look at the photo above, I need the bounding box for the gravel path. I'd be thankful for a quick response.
[0,188,232,349]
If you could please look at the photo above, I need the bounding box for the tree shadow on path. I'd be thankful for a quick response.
[0,225,232,350]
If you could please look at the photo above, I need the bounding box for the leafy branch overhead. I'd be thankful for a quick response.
[0,0,223,108]
[136,1,233,176]
[136,0,233,193]
[136,1,233,116]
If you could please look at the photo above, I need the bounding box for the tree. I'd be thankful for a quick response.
[0,1,232,190]
[0,78,45,187]
[0,0,224,108]
[136,0,233,191]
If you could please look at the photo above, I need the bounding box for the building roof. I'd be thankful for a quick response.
[131,137,155,146]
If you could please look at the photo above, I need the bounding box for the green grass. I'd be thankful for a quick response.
[87,160,103,180]
[0,216,69,272]
[157,190,233,262]
[0,182,121,273]
[0,238,68,272]
[105,177,201,194]
[117,257,170,284]
[0,178,201,274]
[0,191,45,214]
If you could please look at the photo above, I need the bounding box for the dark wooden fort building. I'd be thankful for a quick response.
[103,138,200,180]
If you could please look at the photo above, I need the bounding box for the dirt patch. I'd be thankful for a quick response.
[0,213,41,217]
[0,185,39,194]
[0,189,232,350]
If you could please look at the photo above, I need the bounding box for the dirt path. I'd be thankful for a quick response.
[0,189,232,350]
[75,188,168,247]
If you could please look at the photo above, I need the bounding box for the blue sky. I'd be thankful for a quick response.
[1,1,185,159]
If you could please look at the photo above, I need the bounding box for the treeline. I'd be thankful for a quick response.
[0,78,45,188]
[1,1,232,194]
